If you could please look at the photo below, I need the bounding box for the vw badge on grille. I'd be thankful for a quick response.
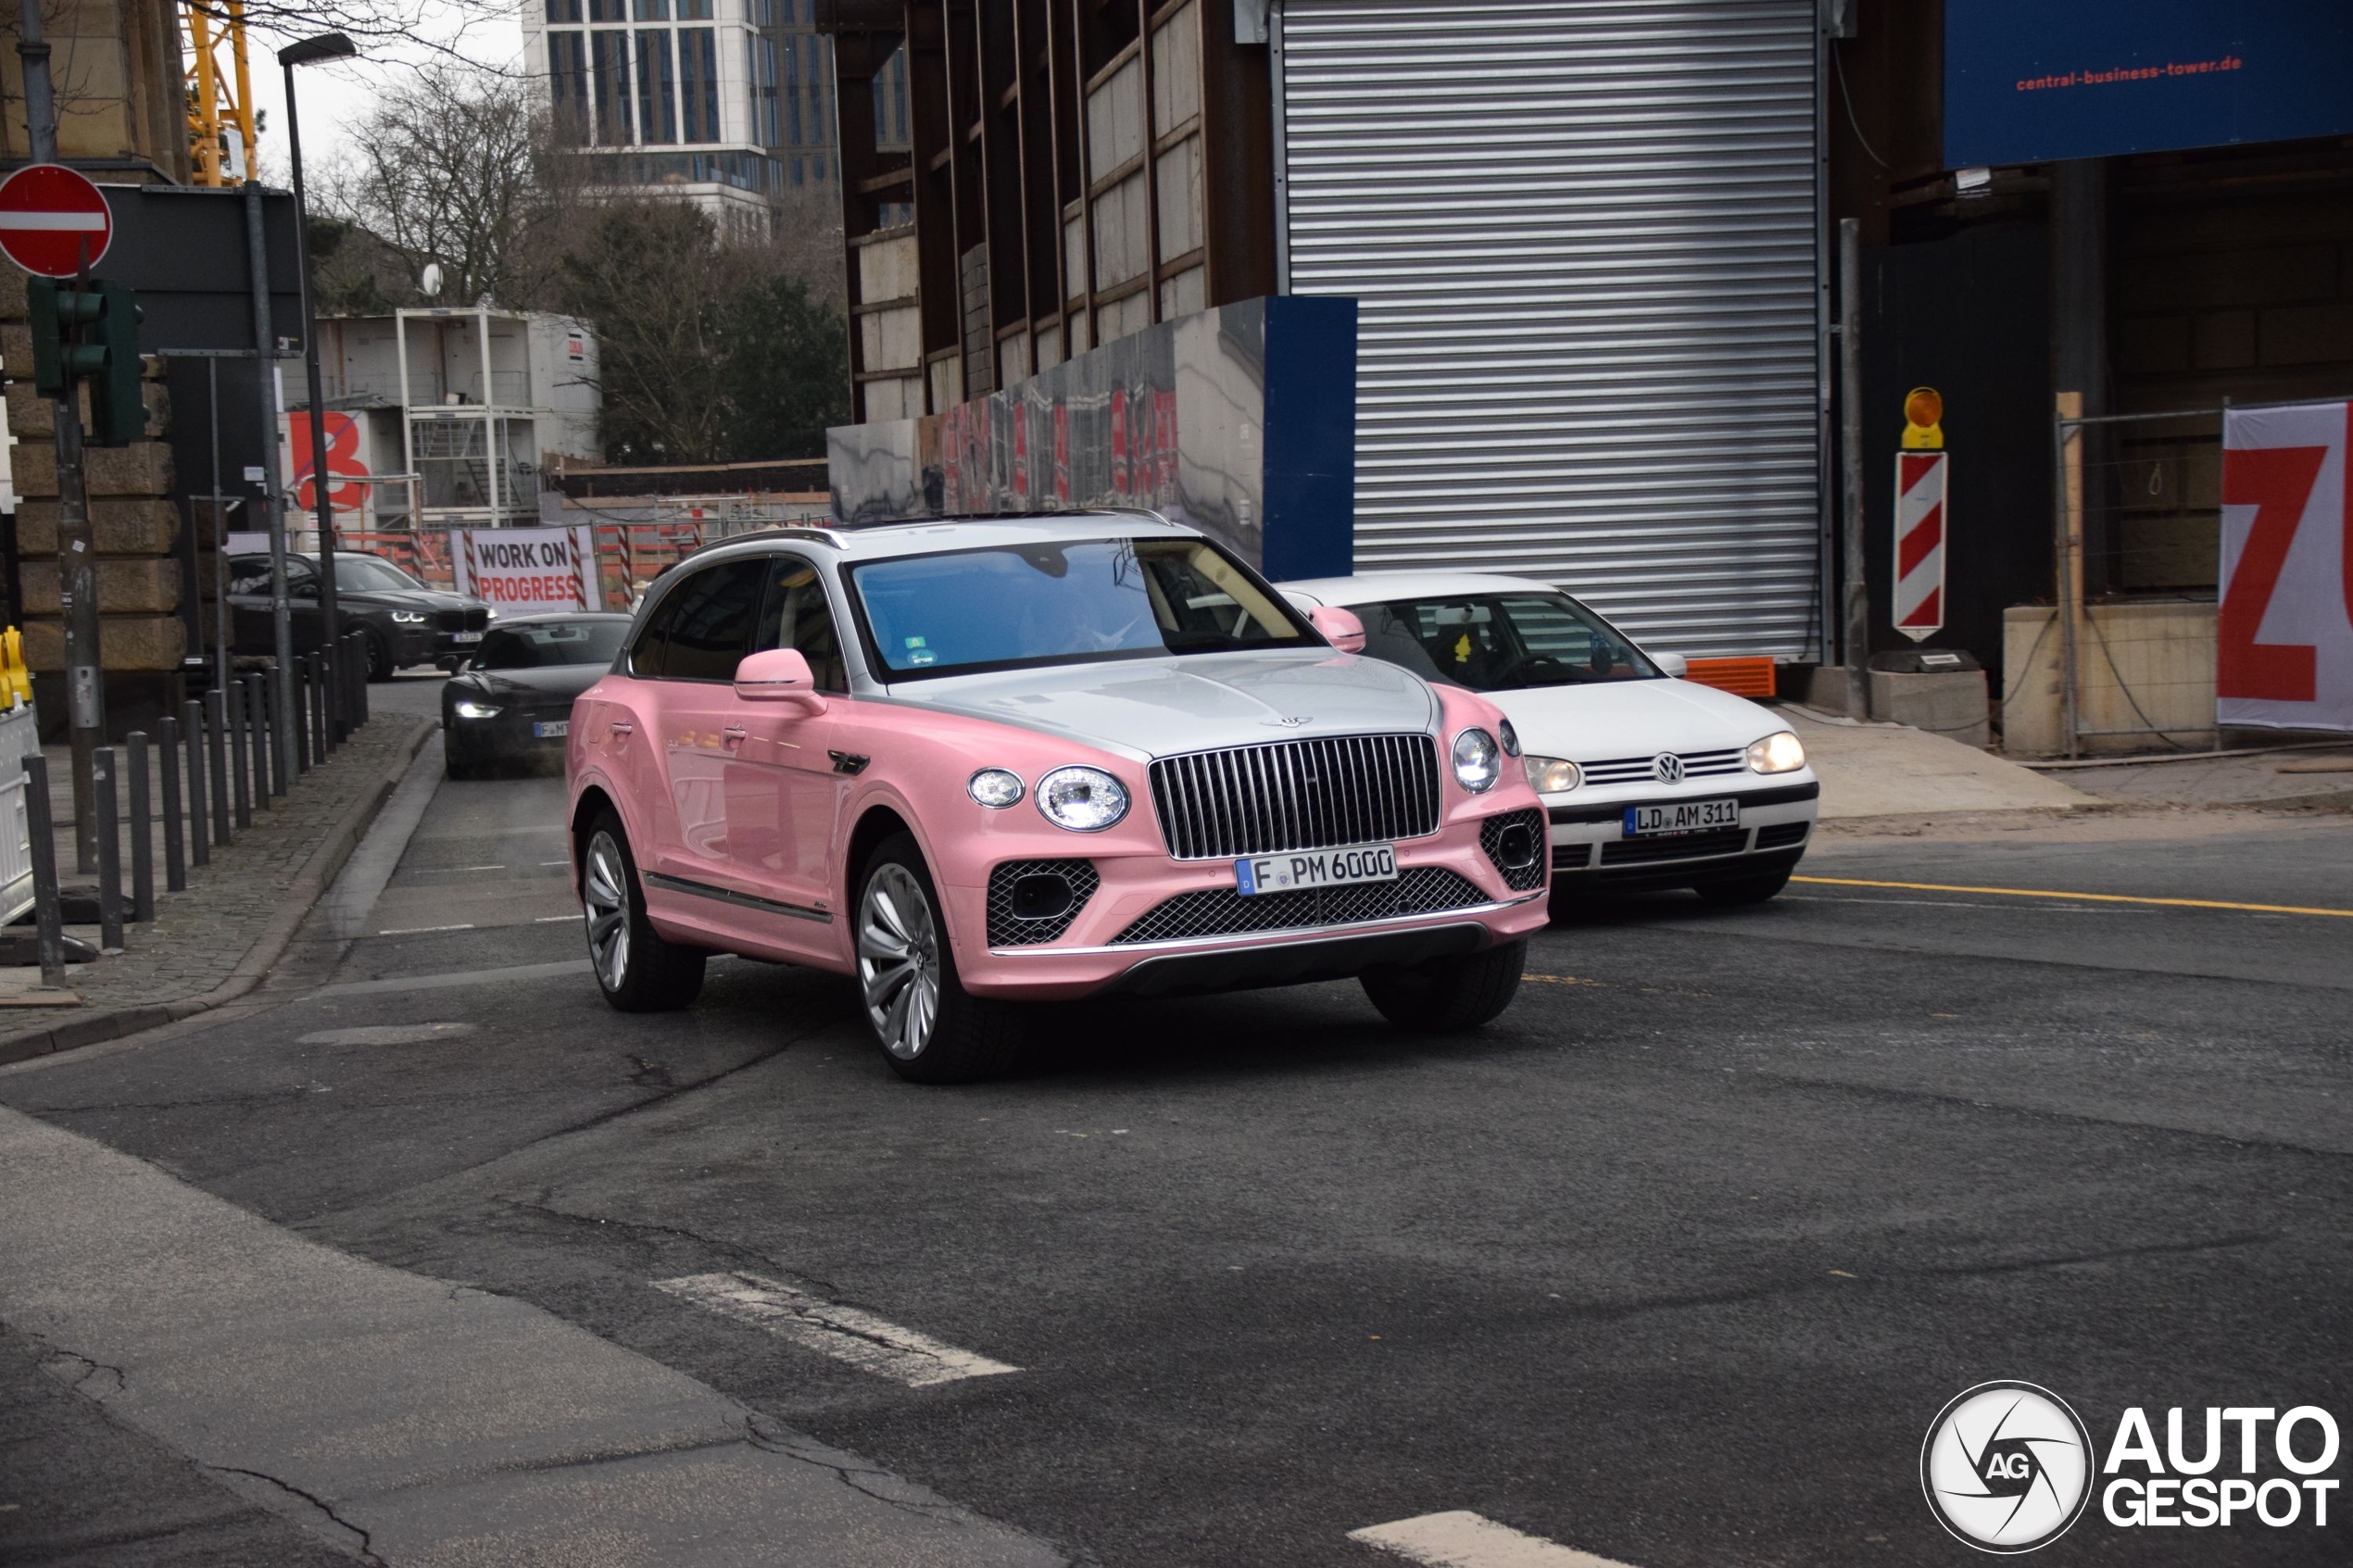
[1653,752,1685,784]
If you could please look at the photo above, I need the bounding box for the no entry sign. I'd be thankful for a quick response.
[0,164,113,277]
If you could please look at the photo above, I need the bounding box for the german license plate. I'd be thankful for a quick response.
[533,720,569,739]
[1236,843,1398,897]
[451,631,484,644]
[1625,798,1739,835]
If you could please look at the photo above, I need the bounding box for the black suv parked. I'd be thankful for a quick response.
[227,551,494,680]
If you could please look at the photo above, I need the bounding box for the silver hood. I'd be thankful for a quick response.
[896,649,1441,761]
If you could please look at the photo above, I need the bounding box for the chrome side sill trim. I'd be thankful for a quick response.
[645,872,833,924]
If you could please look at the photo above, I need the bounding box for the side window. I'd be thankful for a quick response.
[627,579,684,678]
[285,558,321,597]
[754,555,849,692]
[657,559,768,681]
[228,558,271,596]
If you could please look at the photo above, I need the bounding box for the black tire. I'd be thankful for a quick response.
[854,834,1026,1083]
[580,812,705,1011]
[364,630,396,684]
[1694,867,1793,906]
[1361,939,1527,1033]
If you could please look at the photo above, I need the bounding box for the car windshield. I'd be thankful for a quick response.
[1350,592,1660,690]
[327,556,423,593]
[849,536,1310,679]
[472,621,628,670]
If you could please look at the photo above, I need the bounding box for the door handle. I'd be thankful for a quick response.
[609,721,635,736]
[722,725,749,746]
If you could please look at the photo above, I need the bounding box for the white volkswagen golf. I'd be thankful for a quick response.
[1281,571,1818,906]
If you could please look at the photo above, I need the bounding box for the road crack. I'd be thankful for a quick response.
[201,1465,385,1565]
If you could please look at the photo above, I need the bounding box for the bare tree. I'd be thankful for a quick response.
[319,62,574,310]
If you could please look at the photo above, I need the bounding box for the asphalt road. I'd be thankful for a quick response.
[6,718,2348,1567]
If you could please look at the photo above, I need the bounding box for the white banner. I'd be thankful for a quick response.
[451,526,601,614]
[2219,402,2353,733]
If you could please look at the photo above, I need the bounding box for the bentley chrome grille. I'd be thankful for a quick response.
[1147,734,1442,861]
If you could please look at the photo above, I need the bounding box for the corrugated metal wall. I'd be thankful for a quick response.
[1280,0,1825,658]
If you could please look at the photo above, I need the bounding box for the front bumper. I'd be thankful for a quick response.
[946,808,1552,1000]
[1544,775,1818,890]
[446,705,573,759]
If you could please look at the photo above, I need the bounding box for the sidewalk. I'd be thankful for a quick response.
[2020,745,2353,811]
[1773,703,2099,819]
[0,712,436,1064]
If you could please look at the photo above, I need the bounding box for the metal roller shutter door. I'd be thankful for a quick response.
[1280,0,1824,658]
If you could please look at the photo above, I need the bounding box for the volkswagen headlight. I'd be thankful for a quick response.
[1451,728,1501,794]
[1524,756,1581,794]
[389,610,425,624]
[1746,731,1806,773]
[1035,765,1128,832]
[453,699,502,720]
[967,768,1025,809]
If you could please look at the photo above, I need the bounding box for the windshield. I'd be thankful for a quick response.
[327,556,424,593]
[1351,592,1660,690]
[473,621,629,670]
[850,537,1310,679]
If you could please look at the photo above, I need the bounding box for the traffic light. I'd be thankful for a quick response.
[24,278,146,445]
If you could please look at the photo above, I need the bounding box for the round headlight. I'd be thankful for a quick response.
[967,768,1025,809]
[1498,718,1521,758]
[1524,756,1580,794]
[1745,731,1807,774]
[1035,765,1129,832]
[1451,728,1501,794]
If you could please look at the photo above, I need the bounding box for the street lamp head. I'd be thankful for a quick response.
[279,32,358,69]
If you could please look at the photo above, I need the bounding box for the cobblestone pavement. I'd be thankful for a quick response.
[2,681,441,1022]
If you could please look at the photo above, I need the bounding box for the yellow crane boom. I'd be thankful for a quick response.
[182,2,258,186]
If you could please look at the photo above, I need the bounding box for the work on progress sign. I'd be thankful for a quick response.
[2218,400,2353,733]
[452,526,600,613]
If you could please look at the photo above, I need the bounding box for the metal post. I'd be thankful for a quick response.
[228,673,252,829]
[182,698,209,865]
[208,359,231,686]
[2056,390,2086,760]
[294,659,311,773]
[243,180,299,787]
[264,665,288,795]
[159,714,185,891]
[319,648,336,755]
[22,755,66,988]
[245,672,271,804]
[308,652,326,762]
[283,54,344,703]
[352,633,371,725]
[1838,218,1869,721]
[205,687,232,846]
[94,746,122,950]
[127,731,153,922]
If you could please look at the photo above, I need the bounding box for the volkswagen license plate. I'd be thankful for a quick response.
[1624,799,1739,835]
[532,720,570,739]
[1236,844,1398,897]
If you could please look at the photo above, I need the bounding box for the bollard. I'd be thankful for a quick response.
[94,746,123,951]
[127,732,153,922]
[158,716,186,892]
[310,652,330,761]
[293,660,311,775]
[182,699,209,868]
[321,648,339,755]
[228,675,252,831]
[22,755,66,988]
[205,687,232,847]
[244,673,271,806]
[352,633,371,726]
[266,665,290,794]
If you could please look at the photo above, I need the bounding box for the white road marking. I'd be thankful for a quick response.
[1349,1512,1639,1568]
[375,923,475,936]
[539,859,572,866]
[653,1271,1021,1388]
[419,863,508,872]
[535,914,580,923]
[312,959,589,997]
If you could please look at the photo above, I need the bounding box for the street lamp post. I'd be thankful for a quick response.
[280,31,358,734]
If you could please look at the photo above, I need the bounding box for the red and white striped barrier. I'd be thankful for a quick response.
[1893,451,1947,642]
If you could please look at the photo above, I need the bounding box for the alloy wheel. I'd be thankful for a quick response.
[859,863,940,1060]
[583,831,632,992]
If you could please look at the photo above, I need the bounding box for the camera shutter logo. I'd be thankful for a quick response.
[1653,752,1684,784]
[1921,1382,2094,1553]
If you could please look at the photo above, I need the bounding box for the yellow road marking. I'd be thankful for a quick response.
[1793,875,2353,920]
[1525,973,1605,986]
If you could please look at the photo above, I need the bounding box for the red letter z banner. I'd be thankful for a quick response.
[2219,401,2351,732]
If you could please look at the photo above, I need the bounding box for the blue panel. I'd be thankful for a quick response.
[1945,0,2353,169]
[1259,294,1357,583]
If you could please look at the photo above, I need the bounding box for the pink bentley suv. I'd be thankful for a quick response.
[565,511,1552,1082]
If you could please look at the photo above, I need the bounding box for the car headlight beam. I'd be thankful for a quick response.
[1746,730,1807,774]
[389,610,425,624]
[1524,756,1581,794]
[452,699,502,720]
[1035,765,1128,832]
[1451,728,1501,794]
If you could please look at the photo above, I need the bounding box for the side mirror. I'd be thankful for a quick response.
[1309,605,1366,654]
[1653,651,1689,678]
[735,647,825,709]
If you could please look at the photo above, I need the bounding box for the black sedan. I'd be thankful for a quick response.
[229,551,493,679]
[442,613,632,779]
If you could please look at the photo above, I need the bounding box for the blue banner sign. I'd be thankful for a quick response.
[1944,0,2352,169]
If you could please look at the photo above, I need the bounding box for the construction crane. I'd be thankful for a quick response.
[182,1,258,186]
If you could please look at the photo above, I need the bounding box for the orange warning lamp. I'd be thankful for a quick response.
[1902,386,1945,449]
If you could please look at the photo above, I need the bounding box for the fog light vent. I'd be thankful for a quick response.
[1478,809,1551,893]
[986,859,1101,946]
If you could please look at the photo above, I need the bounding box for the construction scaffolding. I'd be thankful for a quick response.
[182,2,259,186]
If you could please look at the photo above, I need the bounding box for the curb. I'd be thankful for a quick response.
[0,717,438,1067]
